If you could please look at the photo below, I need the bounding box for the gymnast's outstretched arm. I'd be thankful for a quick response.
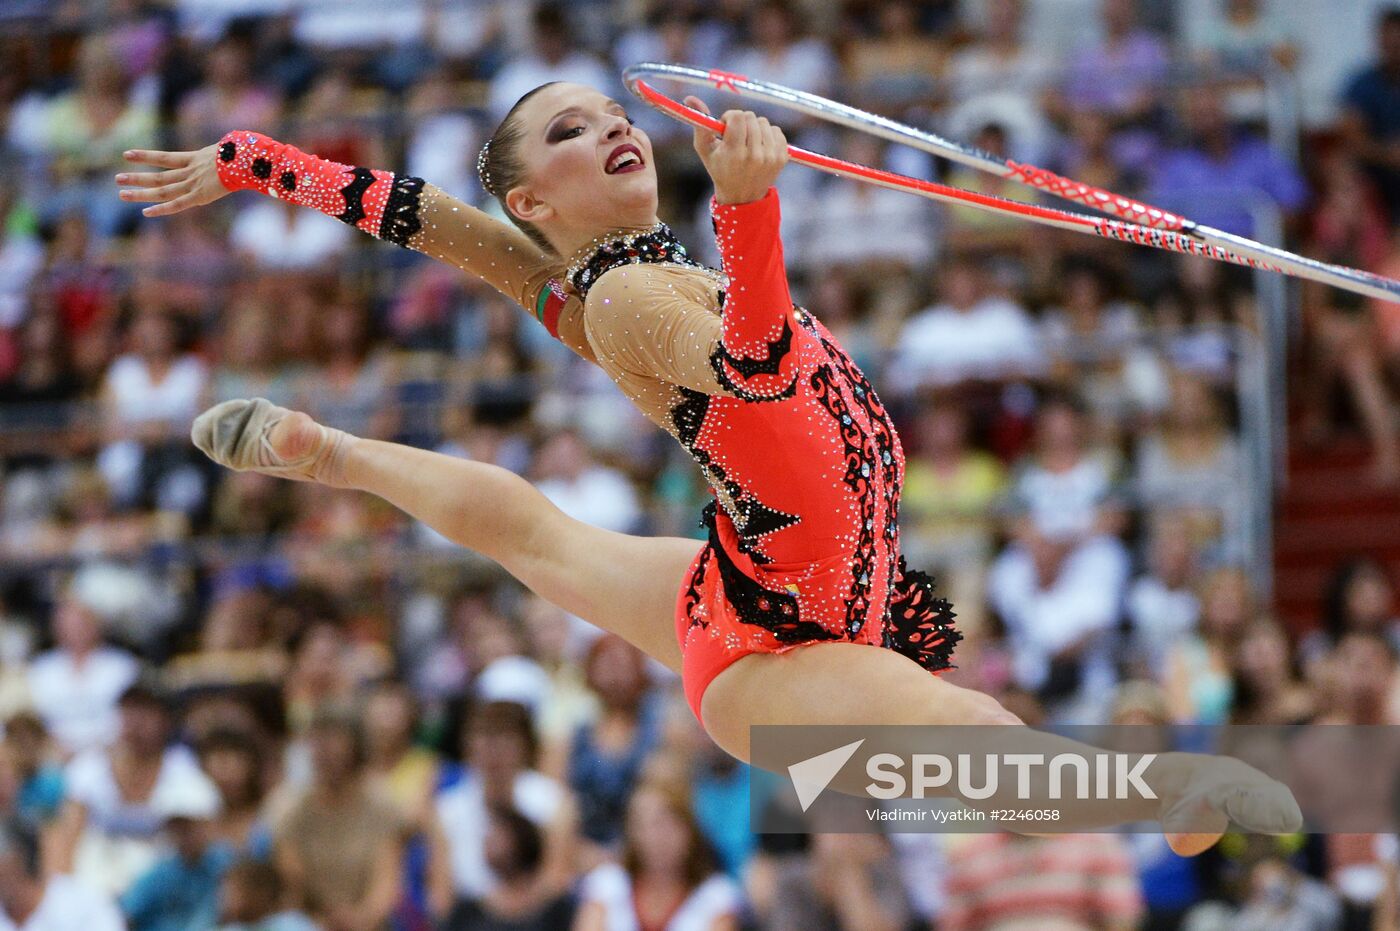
[117,135,593,357]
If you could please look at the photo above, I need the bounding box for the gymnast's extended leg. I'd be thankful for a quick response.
[192,398,697,673]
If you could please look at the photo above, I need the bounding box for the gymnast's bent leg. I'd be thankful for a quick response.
[192,398,696,674]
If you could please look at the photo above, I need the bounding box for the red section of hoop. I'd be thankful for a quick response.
[630,78,1103,230]
[1004,161,1187,231]
[706,69,745,93]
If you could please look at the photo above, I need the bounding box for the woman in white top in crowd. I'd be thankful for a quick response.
[574,779,740,931]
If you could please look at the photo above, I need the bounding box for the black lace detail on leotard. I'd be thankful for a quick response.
[682,546,712,633]
[809,362,880,636]
[336,166,377,228]
[670,387,800,564]
[700,503,841,645]
[882,559,961,672]
[709,314,798,402]
[568,224,708,299]
[379,174,425,246]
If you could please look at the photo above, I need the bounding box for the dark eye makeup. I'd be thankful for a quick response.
[545,107,633,143]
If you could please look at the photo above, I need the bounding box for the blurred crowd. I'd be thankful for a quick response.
[2,0,1400,929]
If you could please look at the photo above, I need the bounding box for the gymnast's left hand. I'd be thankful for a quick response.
[685,96,788,205]
[115,143,231,217]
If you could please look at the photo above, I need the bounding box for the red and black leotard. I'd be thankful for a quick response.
[213,131,959,722]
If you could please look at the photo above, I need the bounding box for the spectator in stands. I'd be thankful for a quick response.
[532,431,642,534]
[363,680,440,832]
[1050,108,1143,200]
[1185,0,1297,75]
[574,780,740,931]
[228,196,354,272]
[0,819,126,931]
[941,833,1143,931]
[843,0,946,109]
[97,308,208,511]
[208,301,297,408]
[1148,87,1309,239]
[128,209,237,319]
[0,713,63,830]
[1301,153,1400,483]
[1125,511,1202,677]
[301,298,390,441]
[120,776,233,931]
[197,729,274,860]
[1040,260,1161,431]
[1300,557,1400,668]
[568,635,661,856]
[767,832,912,931]
[1060,0,1169,125]
[215,858,317,931]
[988,393,1130,720]
[946,0,1057,164]
[402,67,482,203]
[900,399,1008,636]
[890,257,1041,388]
[1109,682,1204,929]
[21,36,155,236]
[274,709,404,931]
[0,310,82,462]
[429,701,576,917]
[0,181,43,331]
[1229,619,1314,725]
[1340,7,1400,221]
[441,805,576,931]
[1164,566,1256,724]
[1232,855,1342,931]
[51,681,219,896]
[24,593,140,755]
[1134,371,1247,550]
[175,36,281,149]
[486,5,613,122]
[723,1,837,116]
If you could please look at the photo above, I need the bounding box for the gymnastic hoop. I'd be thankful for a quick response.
[623,62,1400,305]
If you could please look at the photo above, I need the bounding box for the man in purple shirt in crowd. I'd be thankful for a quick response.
[1064,0,1171,124]
[1147,87,1308,238]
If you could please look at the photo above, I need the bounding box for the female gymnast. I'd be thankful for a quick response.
[117,82,1297,852]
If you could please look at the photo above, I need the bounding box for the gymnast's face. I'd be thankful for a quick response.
[504,83,659,245]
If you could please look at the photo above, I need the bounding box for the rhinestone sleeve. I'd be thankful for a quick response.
[212,131,590,359]
[708,188,801,400]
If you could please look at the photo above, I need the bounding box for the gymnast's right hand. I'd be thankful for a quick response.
[116,143,231,217]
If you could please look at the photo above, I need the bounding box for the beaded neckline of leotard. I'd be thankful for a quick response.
[565,222,726,298]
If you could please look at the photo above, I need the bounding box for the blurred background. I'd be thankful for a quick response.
[0,0,1398,928]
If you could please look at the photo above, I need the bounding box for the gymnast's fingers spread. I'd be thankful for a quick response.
[120,181,186,204]
[114,168,184,189]
[123,148,194,169]
[141,190,201,218]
